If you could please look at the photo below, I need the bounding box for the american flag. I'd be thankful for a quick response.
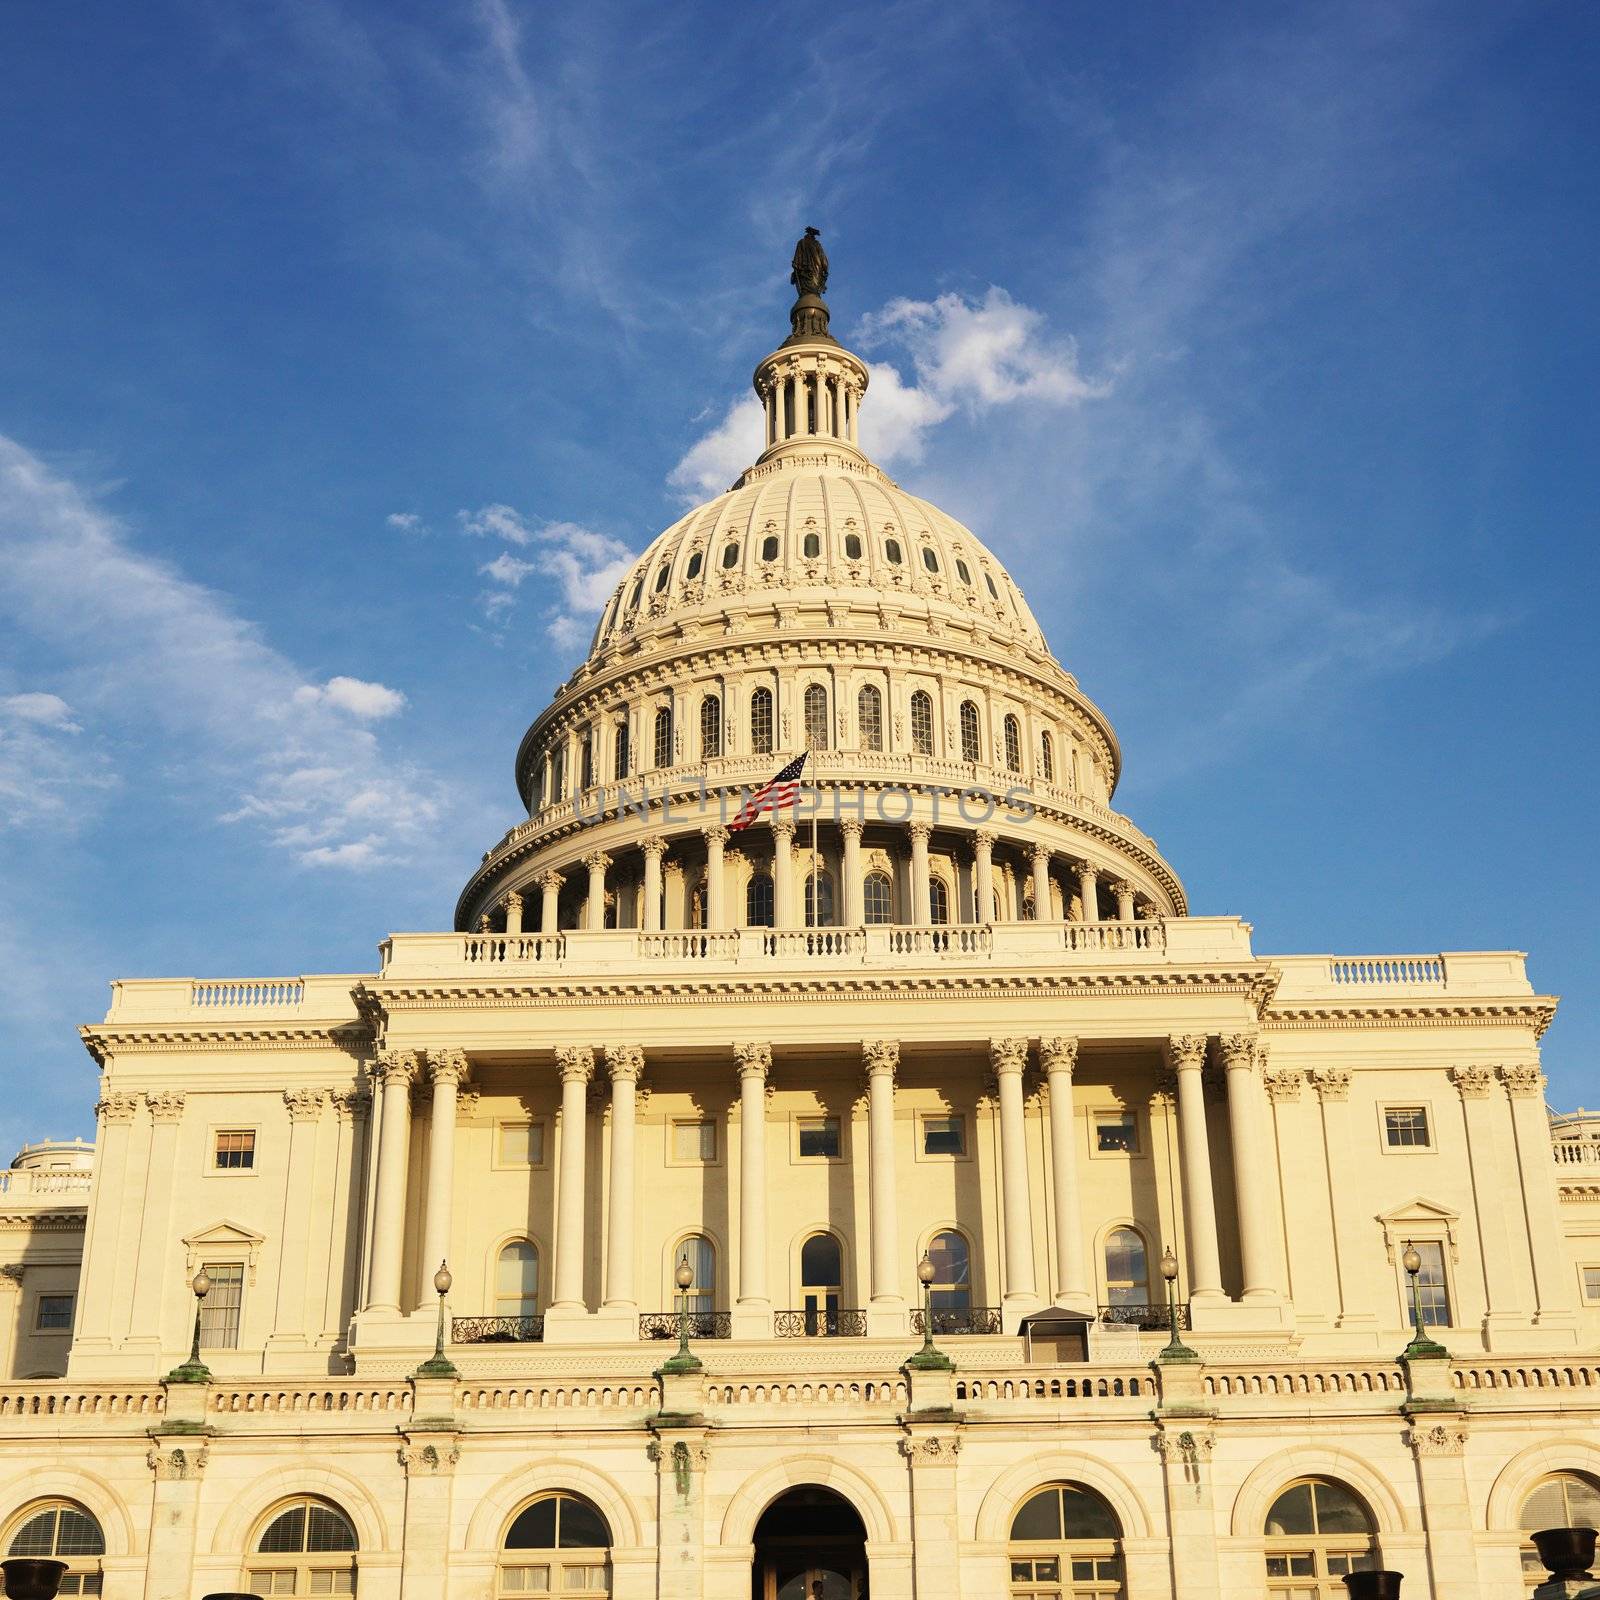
[730,752,809,830]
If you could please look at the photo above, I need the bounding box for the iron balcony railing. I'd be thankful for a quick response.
[910,1305,1004,1335]
[774,1308,867,1338]
[1098,1302,1189,1331]
[452,1315,546,1344]
[639,1311,732,1341]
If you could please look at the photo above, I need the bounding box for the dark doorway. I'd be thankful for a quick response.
[752,1486,868,1599]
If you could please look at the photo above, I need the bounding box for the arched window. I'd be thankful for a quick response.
[844,532,863,559]
[760,534,780,561]
[1103,1228,1149,1308]
[676,1234,716,1317]
[247,1497,358,1596]
[929,878,950,925]
[1040,730,1054,782]
[927,1230,970,1313]
[746,872,775,928]
[955,558,972,585]
[802,530,821,559]
[800,1233,843,1333]
[700,694,722,759]
[1520,1475,1600,1591]
[653,564,670,592]
[1265,1479,1377,1597]
[985,571,999,599]
[1008,1483,1122,1598]
[721,541,740,569]
[614,721,630,781]
[496,1240,539,1319]
[502,1493,611,1599]
[959,700,981,763]
[910,689,934,755]
[5,1501,106,1596]
[803,684,830,750]
[921,546,939,573]
[750,686,774,755]
[884,537,903,565]
[857,684,884,751]
[685,550,703,580]
[804,870,836,927]
[628,578,642,608]
[551,744,566,802]
[580,730,594,790]
[863,871,893,926]
[1004,714,1022,773]
[653,706,673,769]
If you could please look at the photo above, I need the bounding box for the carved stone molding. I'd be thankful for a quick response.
[1165,1035,1207,1072]
[147,1443,209,1481]
[455,1087,481,1121]
[1499,1063,1545,1098]
[899,1435,961,1464]
[0,1263,26,1286]
[1406,1422,1467,1457]
[989,1037,1029,1076]
[862,1040,899,1080]
[145,1091,187,1123]
[605,1043,645,1083]
[1261,1069,1303,1103]
[1039,1036,1079,1077]
[398,1439,461,1475]
[282,1089,324,1122]
[734,1041,772,1082]
[1152,1428,1216,1461]
[1309,1067,1351,1102]
[372,1049,418,1089]
[555,1045,594,1085]
[96,1092,141,1124]
[1449,1064,1495,1100]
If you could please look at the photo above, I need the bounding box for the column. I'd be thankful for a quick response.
[1220,1033,1280,1299]
[702,826,729,928]
[503,890,523,935]
[772,819,797,927]
[128,1093,185,1348]
[539,750,552,809]
[1448,1065,1525,1328]
[903,1430,965,1600]
[849,382,860,444]
[1030,846,1052,922]
[734,1043,771,1312]
[863,1041,903,1308]
[584,851,610,930]
[664,861,686,929]
[1166,1036,1223,1299]
[398,1433,464,1600]
[1040,1038,1093,1311]
[990,1038,1038,1307]
[909,821,933,923]
[789,368,803,440]
[417,1049,466,1309]
[1310,1068,1379,1327]
[538,868,564,933]
[366,1049,417,1312]
[270,1090,323,1344]
[1111,879,1135,922]
[552,1046,594,1309]
[1153,1423,1223,1600]
[1076,860,1099,922]
[144,1443,209,1600]
[1405,1419,1478,1600]
[973,828,995,922]
[841,819,865,924]
[641,837,666,932]
[604,1045,643,1309]
[1502,1063,1579,1321]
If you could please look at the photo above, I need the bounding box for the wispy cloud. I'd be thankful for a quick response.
[0,434,442,867]
[666,396,764,504]
[0,691,114,829]
[386,510,424,533]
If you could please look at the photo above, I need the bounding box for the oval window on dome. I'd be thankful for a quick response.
[629,578,643,606]
[844,533,862,559]
[922,547,939,573]
[722,542,740,569]
[955,559,972,585]
[654,565,670,592]
[884,538,903,565]
[685,551,703,579]
[761,535,780,562]
[985,571,999,599]
[803,531,820,559]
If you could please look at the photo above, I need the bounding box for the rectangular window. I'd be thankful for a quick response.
[921,1115,966,1156]
[35,1292,74,1332]
[797,1116,841,1159]
[1094,1111,1139,1154]
[244,1575,296,1596]
[672,1119,717,1162]
[1385,1107,1432,1148]
[1582,1266,1600,1304]
[199,1262,244,1349]
[1409,1241,1451,1327]
[497,1122,545,1167]
[213,1129,256,1171]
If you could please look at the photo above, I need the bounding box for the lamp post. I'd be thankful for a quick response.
[905,1253,953,1371]
[415,1261,459,1378]
[1398,1241,1448,1361]
[165,1268,213,1383]
[660,1252,702,1374]
[1158,1246,1198,1363]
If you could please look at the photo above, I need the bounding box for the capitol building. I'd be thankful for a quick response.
[1,240,1597,1600]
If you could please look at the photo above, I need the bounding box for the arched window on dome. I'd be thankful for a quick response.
[246,1496,358,1596]
[721,541,740,569]
[884,537,903,565]
[4,1500,106,1596]
[1264,1479,1378,1597]
[551,744,567,802]
[580,729,594,791]
[501,1493,611,1599]
[985,571,999,599]
[1519,1475,1600,1591]
[929,877,950,925]
[804,870,836,928]
[700,695,722,760]
[1004,714,1022,773]
[685,550,703,580]
[1103,1227,1150,1309]
[863,871,893,926]
[803,684,829,750]
[802,530,821,559]
[750,687,774,755]
[653,564,670,592]
[760,534,780,562]
[614,721,630,781]
[1008,1482,1123,1598]
[910,690,935,755]
[1040,730,1055,782]
[653,706,673,770]
[844,532,863,559]
[959,701,981,763]
[922,546,939,573]
[857,684,883,752]
[496,1240,539,1320]
[955,558,972,585]
[628,578,643,608]
[746,873,774,928]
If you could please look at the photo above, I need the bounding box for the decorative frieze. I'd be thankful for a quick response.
[1152,1427,1216,1461]
[899,1434,961,1464]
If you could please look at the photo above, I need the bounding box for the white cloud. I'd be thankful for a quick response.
[293,676,408,720]
[0,434,442,866]
[458,502,534,544]
[386,511,423,533]
[1,692,80,732]
[480,552,536,587]
[667,395,764,503]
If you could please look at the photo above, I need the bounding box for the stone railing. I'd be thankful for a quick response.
[1202,1364,1407,1399]
[101,973,369,1025]
[1553,1140,1600,1168]
[210,1383,413,1415]
[1271,950,1535,1002]
[0,1169,92,1197]
[953,1367,1151,1406]
[190,978,306,1008]
[0,1385,164,1418]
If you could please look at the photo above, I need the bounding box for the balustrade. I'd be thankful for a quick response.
[910,1305,1003,1335]
[452,1315,546,1344]
[774,1307,867,1338]
[638,1311,732,1340]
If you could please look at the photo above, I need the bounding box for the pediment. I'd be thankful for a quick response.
[1375,1196,1461,1262]
[182,1219,266,1283]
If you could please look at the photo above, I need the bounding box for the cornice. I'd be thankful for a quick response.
[79,1023,373,1057]
[1262,1002,1556,1038]
[0,1212,87,1231]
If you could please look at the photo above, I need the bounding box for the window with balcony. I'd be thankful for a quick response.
[750,687,774,755]
[800,1233,842,1328]
[959,700,981,762]
[199,1262,244,1349]
[745,872,774,928]
[857,684,883,751]
[929,877,950,924]
[804,870,836,927]
[496,1241,539,1319]
[926,1231,971,1313]
[910,689,934,754]
[676,1235,715,1316]
[863,871,893,925]
[1405,1240,1451,1327]
[1102,1228,1149,1309]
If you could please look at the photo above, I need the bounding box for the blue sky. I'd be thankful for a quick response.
[2,0,1596,1149]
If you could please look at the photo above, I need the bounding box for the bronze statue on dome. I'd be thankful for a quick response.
[790,227,829,299]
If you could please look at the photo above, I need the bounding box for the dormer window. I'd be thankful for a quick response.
[761,535,780,561]
[721,542,740,569]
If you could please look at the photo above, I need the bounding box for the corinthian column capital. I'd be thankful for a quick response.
[862,1039,899,1080]
[584,850,612,874]
[537,868,565,892]
[734,1041,772,1082]
[282,1089,324,1122]
[373,1049,418,1088]
[1499,1063,1545,1098]
[146,1091,187,1123]
[1164,1035,1208,1072]
[554,1045,595,1085]
[702,825,730,847]
[427,1047,470,1087]
[989,1036,1030,1077]
[641,835,668,859]
[1217,1033,1257,1072]
[605,1043,645,1083]
[1039,1036,1079,1077]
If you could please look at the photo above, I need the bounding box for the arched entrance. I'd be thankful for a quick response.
[752,1486,868,1599]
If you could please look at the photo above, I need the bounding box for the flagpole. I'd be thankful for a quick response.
[810,791,819,930]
